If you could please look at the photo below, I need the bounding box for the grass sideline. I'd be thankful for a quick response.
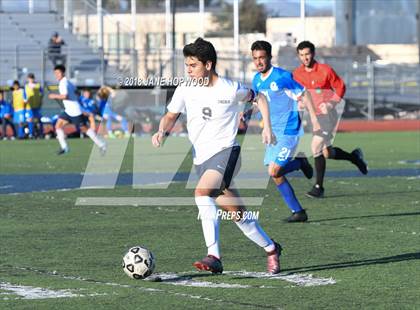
[0,131,419,309]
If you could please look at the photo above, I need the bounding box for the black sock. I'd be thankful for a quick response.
[330,147,355,163]
[314,155,326,187]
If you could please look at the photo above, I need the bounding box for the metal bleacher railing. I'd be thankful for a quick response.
[139,49,420,120]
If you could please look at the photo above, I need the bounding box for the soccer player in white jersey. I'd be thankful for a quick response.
[48,65,106,155]
[152,38,282,274]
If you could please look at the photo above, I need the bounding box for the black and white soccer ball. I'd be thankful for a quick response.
[122,246,155,279]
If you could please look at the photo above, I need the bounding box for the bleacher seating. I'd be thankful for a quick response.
[0,12,118,86]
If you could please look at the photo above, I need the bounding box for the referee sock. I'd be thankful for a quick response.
[195,196,220,259]
[314,155,326,187]
[86,128,106,148]
[277,179,303,213]
[329,147,354,163]
[56,128,68,150]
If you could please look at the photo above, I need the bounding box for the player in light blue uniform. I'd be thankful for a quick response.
[251,40,316,222]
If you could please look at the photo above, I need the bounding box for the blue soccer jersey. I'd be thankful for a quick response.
[97,98,107,116]
[0,100,13,118]
[252,66,304,136]
[79,95,97,114]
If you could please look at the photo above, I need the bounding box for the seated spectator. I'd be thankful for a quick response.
[0,90,16,140]
[48,32,66,66]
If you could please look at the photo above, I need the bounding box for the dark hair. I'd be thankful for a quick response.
[54,64,66,73]
[296,41,315,54]
[251,40,272,57]
[12,80,20,87]
[27,73,35,79]
[183,37,217,70]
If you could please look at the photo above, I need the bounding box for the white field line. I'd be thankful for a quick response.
[7,266,278,309]
[8,265,335,290]
[309,222,420,237]
[0,282,81,299]
[223,271,336,287]
[2,264,336,306]
[146,273,273,289]
[6,265,335,307]
[6,187,80,196]
[147,271,335,287]
[398,160,420,165]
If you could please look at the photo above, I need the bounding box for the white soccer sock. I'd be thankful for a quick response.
[235,218,275,252]
[195,196,220,259]
[56,128,68,150]
[86,128,105,148]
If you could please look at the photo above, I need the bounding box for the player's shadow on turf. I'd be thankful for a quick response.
[310,211,420,223]
[283,252,420,274]
[157,273,219,283]
[323,189,420,199]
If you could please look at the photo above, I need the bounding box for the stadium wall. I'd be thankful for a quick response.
[337,120,420,132]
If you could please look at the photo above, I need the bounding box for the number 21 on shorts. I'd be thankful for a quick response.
[278,147,291,161]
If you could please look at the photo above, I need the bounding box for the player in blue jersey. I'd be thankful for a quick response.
[97,86,130,138]
[251,40,320,222]
[0,90,16,139]
[79,89,98,132]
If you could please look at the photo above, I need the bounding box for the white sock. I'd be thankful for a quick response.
[86,128,105,148]
[195,196,220,259]
[235,218,275,252]
[56,128,68,150]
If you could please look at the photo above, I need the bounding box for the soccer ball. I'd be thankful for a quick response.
[122,246,155,279]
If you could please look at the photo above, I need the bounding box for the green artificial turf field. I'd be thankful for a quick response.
[0,131,419,309]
